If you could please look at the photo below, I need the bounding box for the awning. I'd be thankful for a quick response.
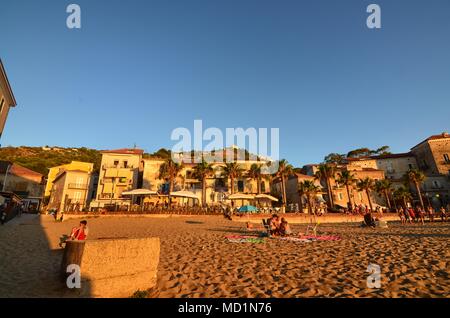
[122,189,158,196]
[255,194,278,202]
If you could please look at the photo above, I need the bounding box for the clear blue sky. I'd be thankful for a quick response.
[1,0,449,167]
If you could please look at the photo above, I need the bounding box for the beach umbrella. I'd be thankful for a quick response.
[238,205,258,213]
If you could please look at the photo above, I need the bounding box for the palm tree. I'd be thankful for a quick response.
[158,159,183,203]
[223,162,243,194]
[248,163,263,194]
[314,164,335,208]
[393,186,412,209]
[375,179,393,210]
[275,159,294,209]
[406,169,426,209]
[336,170,356,210]
[193,160,214,207]
[298,180,320,216]
[356,177,375,211]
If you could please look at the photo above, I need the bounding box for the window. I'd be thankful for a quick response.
[433,180,441,189]
[73,191,82,202]
[408,164,413,169]
[0,98,4,114]
[113,160,119,166]
[358,193,363,201]
[261,181,266,193]
[237,181,244,192]
[338,193,344,201]
[123,160,128,168]
[444,154,450,163]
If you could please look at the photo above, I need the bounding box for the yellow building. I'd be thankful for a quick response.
[93,148,144,209]
[48,169,95,212]
[0,60,17,140]
[45,161,94,197]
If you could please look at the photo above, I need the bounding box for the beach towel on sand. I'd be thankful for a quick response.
[298,235,341,241]
[225,235,265,243]
[278,237,312,243]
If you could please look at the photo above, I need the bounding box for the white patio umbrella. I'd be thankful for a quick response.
[122,189,158,211]
[227,193,256,200]
[170,190,200,206]
[255,194,279,202]
[227,193,256,209]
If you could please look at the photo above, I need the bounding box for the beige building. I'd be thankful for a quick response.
[48,169,95,212]
[0,60,16,140]
[141,158,272,207]
[92,148,144,208]
[0,161,44,212]
[302,163,386,210]
[410,132,450,208]
[45,161,94,198]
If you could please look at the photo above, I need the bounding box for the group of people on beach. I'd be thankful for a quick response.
[396,206,448,225]
[266,214,292,236]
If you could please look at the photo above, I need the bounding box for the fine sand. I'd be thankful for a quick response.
[0,213,448,298]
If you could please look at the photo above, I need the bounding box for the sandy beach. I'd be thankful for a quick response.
[0,213,448,298]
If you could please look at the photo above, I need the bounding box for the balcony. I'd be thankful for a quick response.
[102,164,134,169]
[68,183,88,190]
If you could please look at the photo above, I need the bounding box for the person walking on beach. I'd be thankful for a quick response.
[427,206,435,222]
[439,206,447,222]
[398,207,406,225]
[416,206,425,225]
[408,207,416,223]
[403,207,412,224]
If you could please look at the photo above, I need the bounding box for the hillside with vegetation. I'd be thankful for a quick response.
[0,146,102,176]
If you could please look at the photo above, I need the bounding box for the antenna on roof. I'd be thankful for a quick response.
[133,143,137,149]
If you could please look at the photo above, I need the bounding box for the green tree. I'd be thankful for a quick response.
[247,163,263,194]
[314,164,335,208]
[336,170,356,210]
[274,159,294,209]
[158,159,183,202]
[298,180,320,217]
[193,160,214,207]
[375,179,393,210]
[393,186,412,209]
[356,177,375,211]
[406,169,426,209]
[223,162,243,194]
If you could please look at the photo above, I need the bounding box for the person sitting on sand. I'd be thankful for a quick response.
[268,214,281,236]
[363,211,376,228]
[59,220,89,248]
[279,218,292,236]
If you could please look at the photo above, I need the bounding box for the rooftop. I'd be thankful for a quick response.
[411,132,450,149]
[100,148,144,155]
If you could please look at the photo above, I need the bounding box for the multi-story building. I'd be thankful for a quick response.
[92,148,144,209]
[0,161,44,212]
[0,60,17,141]
[45,161,95,198]
[302,163,386,210]
[48,168,96,212]
[141,156,273,207]
[410,132,450,208]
